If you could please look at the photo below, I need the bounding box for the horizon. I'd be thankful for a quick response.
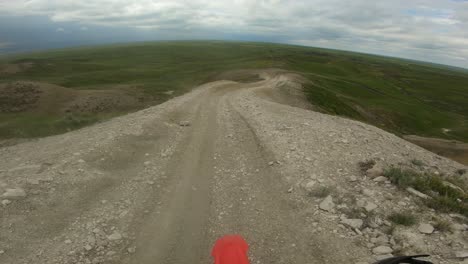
[1,0,468,68]
[3,39,468,71]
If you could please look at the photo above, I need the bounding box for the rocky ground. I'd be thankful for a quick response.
[0,69,467,264]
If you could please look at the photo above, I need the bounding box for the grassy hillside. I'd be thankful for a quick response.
[1,41,467,143]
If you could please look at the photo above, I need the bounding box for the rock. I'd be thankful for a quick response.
[319,196,335,212]
[356,199,366,207]
[393,229,426,252]
[442,181,464,193]
[84,244,93,251]
[349,176,358,182]
[64,239,72,244]
[1,199,11,206]
[366,167,383,178]
[452,223,467,231]
[26,179,40,185]
[8,164,41,173]
[2,188,26,199]
[106,251,116,256]
[107,232,122,241]
[304,180,316,191]
[418,224,434,234]
[268,161,274,166]
[372,246,393,255]
[179,121,190,127]
[341,218,363,229]
[127,247,136,254]
[455,250,468,259]
[365,202,378,212]
[374,254,394,261]
[371,235,390,246]
[362,189,374,196]
[406,187,430,199]
[0,250,4,254]
[373,176,388,182]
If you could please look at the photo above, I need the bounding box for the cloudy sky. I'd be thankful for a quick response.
[1,0,468,68]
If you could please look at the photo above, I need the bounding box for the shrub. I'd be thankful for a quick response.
[411,159,424,167]
[388,212,417,226]
[433,218,452,232]
[384,167,468,217]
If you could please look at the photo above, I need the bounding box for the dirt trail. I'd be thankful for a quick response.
[0,70,466,264]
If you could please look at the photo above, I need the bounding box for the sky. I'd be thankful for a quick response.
[1,0,468,68]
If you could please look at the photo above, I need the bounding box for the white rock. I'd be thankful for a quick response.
[341,218,363,229]
[365,202,378,212]
[452,223,467,231]
[319,196,335,212]
[304,180,316,191]
[357,199,366,207]
[418,224,434,234]
[1,199,11,206]
[2,188,26,199]
[373,176,388,182]
[366,167,383,178]
[84,244,93,251]
[374,254,394,260]
[64,239,72,244]
[26,179,40,185]
[127,247,136,254]
[179,121,191,127]
[393,229,426,252]
[455,250,468,259]
[107,232,122,241]
[8,164,41,173]
[406,187,429,199]
[372,246,393,255]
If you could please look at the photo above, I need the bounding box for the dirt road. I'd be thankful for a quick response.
[0,70,465,264]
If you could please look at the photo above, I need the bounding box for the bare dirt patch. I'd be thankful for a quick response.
[0,62,34,75]
[403,135,468,165]
[0,81,145,115]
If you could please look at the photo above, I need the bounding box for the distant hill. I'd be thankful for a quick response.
[1,41,467,148]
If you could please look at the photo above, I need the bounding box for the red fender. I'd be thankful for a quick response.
[212,235,250,264]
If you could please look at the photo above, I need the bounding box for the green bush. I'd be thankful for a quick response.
[388,212,417,226]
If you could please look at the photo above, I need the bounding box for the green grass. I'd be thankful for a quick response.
[384,167,468,216]
[388,212,418,226]
[1,41,468,140]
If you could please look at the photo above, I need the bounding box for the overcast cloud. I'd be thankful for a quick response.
[1,0,468,68]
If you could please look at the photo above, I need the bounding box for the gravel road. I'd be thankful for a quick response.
[0,70,466,264]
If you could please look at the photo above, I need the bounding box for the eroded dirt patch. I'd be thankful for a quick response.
[404,135,468,165]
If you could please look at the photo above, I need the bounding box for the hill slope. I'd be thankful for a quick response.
[1,41,468,162]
